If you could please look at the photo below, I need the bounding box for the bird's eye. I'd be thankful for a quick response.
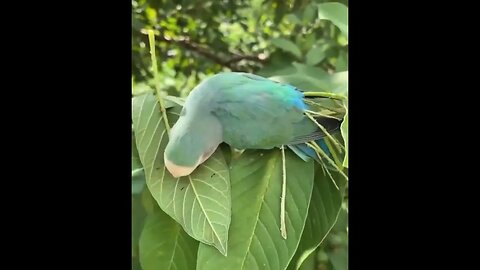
[180,107,186,116]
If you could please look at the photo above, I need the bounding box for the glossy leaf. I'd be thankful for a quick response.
[197,149,314,270]
[132,92,231,255]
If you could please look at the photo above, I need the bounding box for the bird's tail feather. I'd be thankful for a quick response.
[287,139,330,163]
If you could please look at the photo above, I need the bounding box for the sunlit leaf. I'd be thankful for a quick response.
[132,92,231,255]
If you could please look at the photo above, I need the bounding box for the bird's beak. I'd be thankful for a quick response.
[164,145,219,178]
[164,158,197,178]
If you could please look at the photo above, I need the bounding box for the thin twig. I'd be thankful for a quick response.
[303,91,347,100]
[324,137,344,169]
[305,112,345,152]
[143,30,267,70]
[306,142,348,181]
[280,145,287,239]
[148,30,171,137]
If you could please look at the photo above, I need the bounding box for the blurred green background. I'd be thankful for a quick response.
[132,0,348,269]
[132,0,348,97]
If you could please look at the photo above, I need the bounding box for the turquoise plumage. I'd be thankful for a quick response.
[164,72,342,177]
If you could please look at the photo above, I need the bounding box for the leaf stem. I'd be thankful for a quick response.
[303,91,346,100]
[324,137,343,169]
[280,145,287,239]
[147,30,171,137]
[305,112,344,152]
[306,141,348,181]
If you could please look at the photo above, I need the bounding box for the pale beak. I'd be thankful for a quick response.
[164,145,219,178]
[164,158,197,178]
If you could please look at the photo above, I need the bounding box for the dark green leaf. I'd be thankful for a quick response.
[197,149,314,270]
[287,165,347,270]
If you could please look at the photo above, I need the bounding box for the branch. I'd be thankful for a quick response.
[223,54,267,65]
[155,34,267,70]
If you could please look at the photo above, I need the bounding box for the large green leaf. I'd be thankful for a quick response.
[132,92,231,256]
[287,166,347,270]
[317,3,348,39]
[139,206,199,270]
[272,38,303,59]
[197,149,314,270]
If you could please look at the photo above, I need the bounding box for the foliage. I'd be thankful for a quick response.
[132,0,348,269]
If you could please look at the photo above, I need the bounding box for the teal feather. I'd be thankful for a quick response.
[201,72,340,157]
[166,72,342,168]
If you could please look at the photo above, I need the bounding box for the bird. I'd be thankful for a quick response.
[164,72,343,178]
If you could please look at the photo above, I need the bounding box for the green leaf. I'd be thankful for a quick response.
[132,131,142,170]
[329,247,348,270]
[327,208,348,270]
[326,71,348,95]
[164,95,186,107]
[132,194,147,259]
[335,51,348,72]
[132,82,153,96]
[302,4,317,24]
[139,206,199,270]
[341,109,348,168]
[272,38,303,59]
[317,3,348,38]
[132,168,146,195]
[197,149,315,270]
[132,131,146,195]
[288,166,347,270]
[285,14,302,25]
[132,92,231,256]
[269,64,330,92]
[297,251,315,270]
[305,46,326,66]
